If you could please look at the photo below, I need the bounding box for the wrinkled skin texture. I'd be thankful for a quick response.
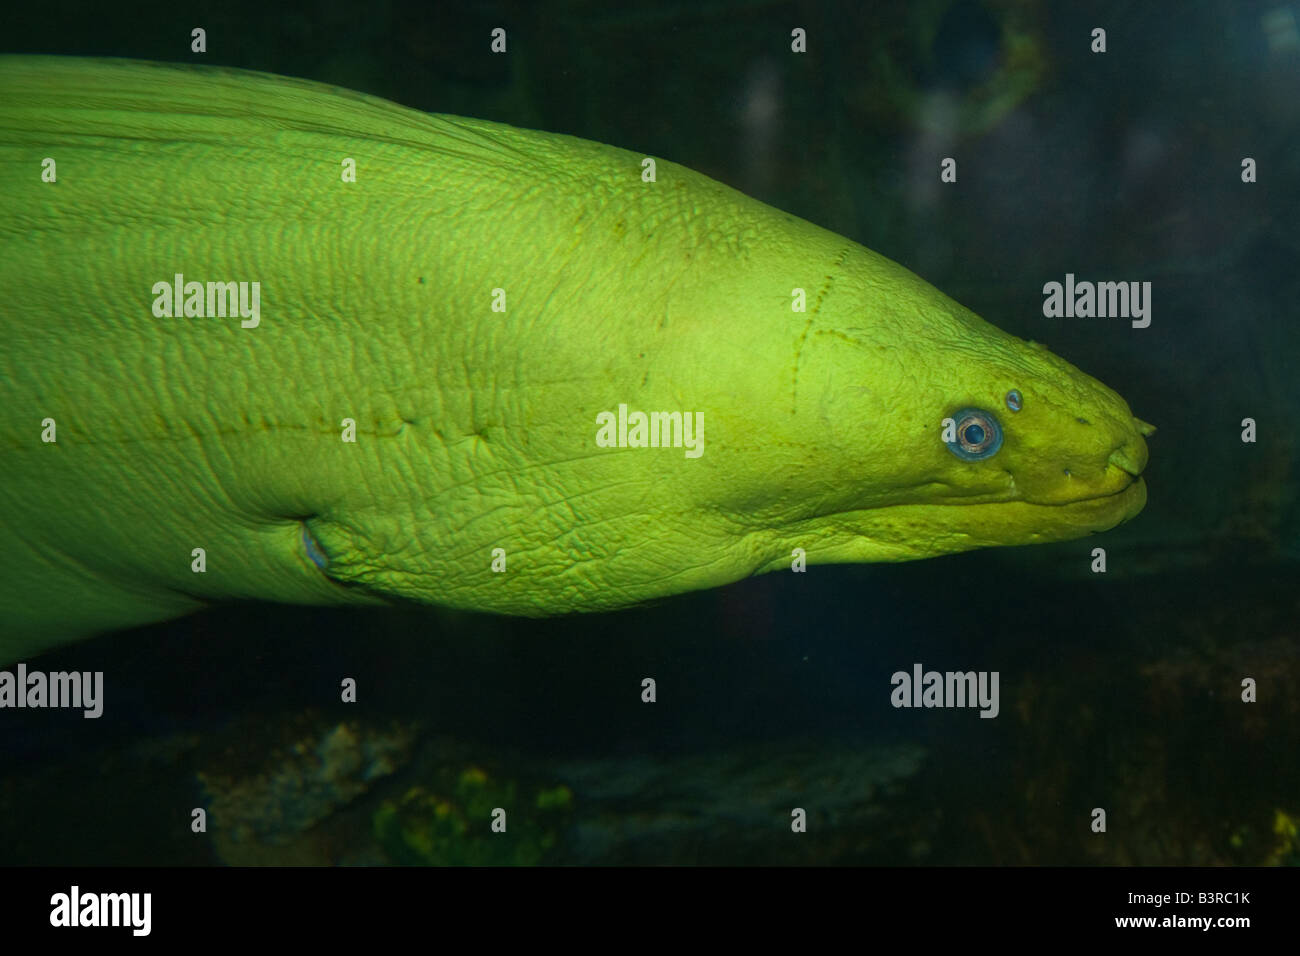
[0,57,1151,662]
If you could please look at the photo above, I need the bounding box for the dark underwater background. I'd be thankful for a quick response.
[1,0,1297,865]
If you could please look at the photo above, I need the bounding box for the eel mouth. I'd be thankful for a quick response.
[922,466,1146,519]
[1051,474,1147,529]
[800,474,1148,564]
[929,473,1147,539]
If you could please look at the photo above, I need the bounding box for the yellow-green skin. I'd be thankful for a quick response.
[0,56,1152,662]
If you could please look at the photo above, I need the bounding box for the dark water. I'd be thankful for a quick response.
[2,0,1297,866]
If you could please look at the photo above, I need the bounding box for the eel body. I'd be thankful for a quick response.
[0,56,1151,661]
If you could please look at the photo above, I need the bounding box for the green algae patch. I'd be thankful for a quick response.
[374,765,573,865]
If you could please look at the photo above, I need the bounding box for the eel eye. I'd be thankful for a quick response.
[1005,389,1022,412]
[945,408,1003,461]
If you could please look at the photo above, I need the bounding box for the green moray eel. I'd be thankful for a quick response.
[0,56,1153,662]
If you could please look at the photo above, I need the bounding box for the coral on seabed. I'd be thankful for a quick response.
[198,713,415,846]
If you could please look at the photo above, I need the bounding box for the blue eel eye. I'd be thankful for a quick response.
[1005,389,1022,412]
[945,408,1003,461]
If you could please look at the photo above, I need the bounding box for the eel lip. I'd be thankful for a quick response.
[1082,475,1147,528]
[1107,449,1144,478]
[1031,474,1146,531]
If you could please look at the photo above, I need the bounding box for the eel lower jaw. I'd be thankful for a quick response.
[1045,474,1148,529]
[949,473,1148,535]
[781,477,1148,566]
